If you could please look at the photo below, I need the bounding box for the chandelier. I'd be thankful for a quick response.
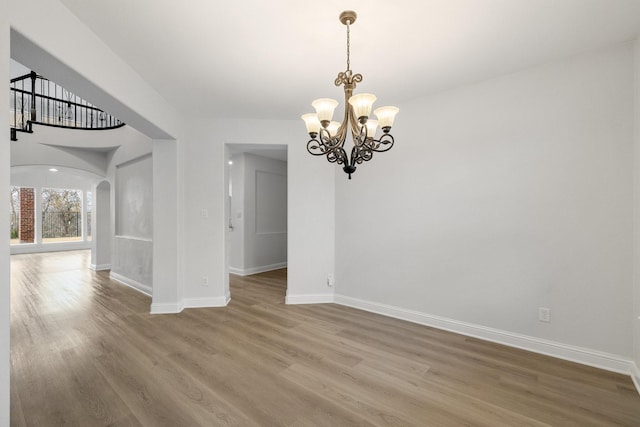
[301,11,399,179]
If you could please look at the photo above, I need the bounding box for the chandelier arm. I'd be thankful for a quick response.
[337,147,349,165]
[326,145,348,165]
[326,150,340,163]
[349,145,359,168]
[320,127,347,152]
[307,130,334,156]
[335,92,351,142]
[369,133,395,152]
[358,123,369,147]
[306,137,329,156]
[348,111,363,144]
[307,138,347,166]
[307,129,351,167]
[349,144,373,166]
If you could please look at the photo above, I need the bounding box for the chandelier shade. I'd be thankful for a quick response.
[374,106,400,130]
[327,121,341,137]
[347,93,377,121]
[301,10,399,179]
[311,98,339,123]
[301,113,321,135]
[364,119,379,137]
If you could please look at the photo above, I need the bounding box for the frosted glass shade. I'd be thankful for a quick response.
[312,98,339,123]
[301,113,321,134]
[327,121,341,137]
[348,93,376,119]
[374,106,399,129]
[364,119,378,138]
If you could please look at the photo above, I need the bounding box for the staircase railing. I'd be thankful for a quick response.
[10,71,124,141]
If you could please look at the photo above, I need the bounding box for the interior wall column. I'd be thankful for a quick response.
[91,181,111,270]
[1,0,12,421]
[633,34,640,387]
[151,139,181,313]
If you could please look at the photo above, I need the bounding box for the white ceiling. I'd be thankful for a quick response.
[58,0,640,121]
[11,164,104,184]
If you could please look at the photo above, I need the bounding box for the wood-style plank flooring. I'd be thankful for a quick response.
[10,250,640,426]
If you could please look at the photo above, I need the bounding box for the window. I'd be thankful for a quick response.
[41,188,83,243]
[9,186,35,245]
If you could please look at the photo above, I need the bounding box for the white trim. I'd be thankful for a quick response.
[229,262,287,276]
[151,292,231,314]
[116,152,152,169]
[90,263,111,271]
[228,267,243,275]
[10,241,91,255]
[184,294,230,308]
[114,235,153,243]
[334,294,635,376]
[150,301,184,315]
[285,293,334,305]
[632,363,640,395]
[109,272,152,296]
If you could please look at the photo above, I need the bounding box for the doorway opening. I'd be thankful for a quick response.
[225,144,288,303]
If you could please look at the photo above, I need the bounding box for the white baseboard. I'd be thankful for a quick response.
[184,293,231,308]
[150,301,185,315]
[334,294,634,376]
[90,263,111,271]
[228,267,243,275]
[229,262,287,276]
[109,272,152,297]
[11,242,91,255]
[152,292,231,314]
[632,363,640,395]
[286,293,334,305]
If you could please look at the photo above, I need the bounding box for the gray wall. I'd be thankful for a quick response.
[335,42,635,363]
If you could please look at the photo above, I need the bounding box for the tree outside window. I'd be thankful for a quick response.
[42,188,83,243]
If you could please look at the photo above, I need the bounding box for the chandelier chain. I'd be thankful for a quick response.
[346,20,351,72]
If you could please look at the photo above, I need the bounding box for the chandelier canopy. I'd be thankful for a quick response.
[302,11,399,179]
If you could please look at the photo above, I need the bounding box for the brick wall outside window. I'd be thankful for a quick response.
[19,187,35,243]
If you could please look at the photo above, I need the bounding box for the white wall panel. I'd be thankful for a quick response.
[115,154,153,239]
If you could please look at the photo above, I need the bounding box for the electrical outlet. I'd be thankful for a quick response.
[201,276,209,286]
[539,307,551,323]
[201,209,209,218]
[327,274,334,287]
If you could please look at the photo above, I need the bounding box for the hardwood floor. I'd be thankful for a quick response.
[10,250,640,426]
